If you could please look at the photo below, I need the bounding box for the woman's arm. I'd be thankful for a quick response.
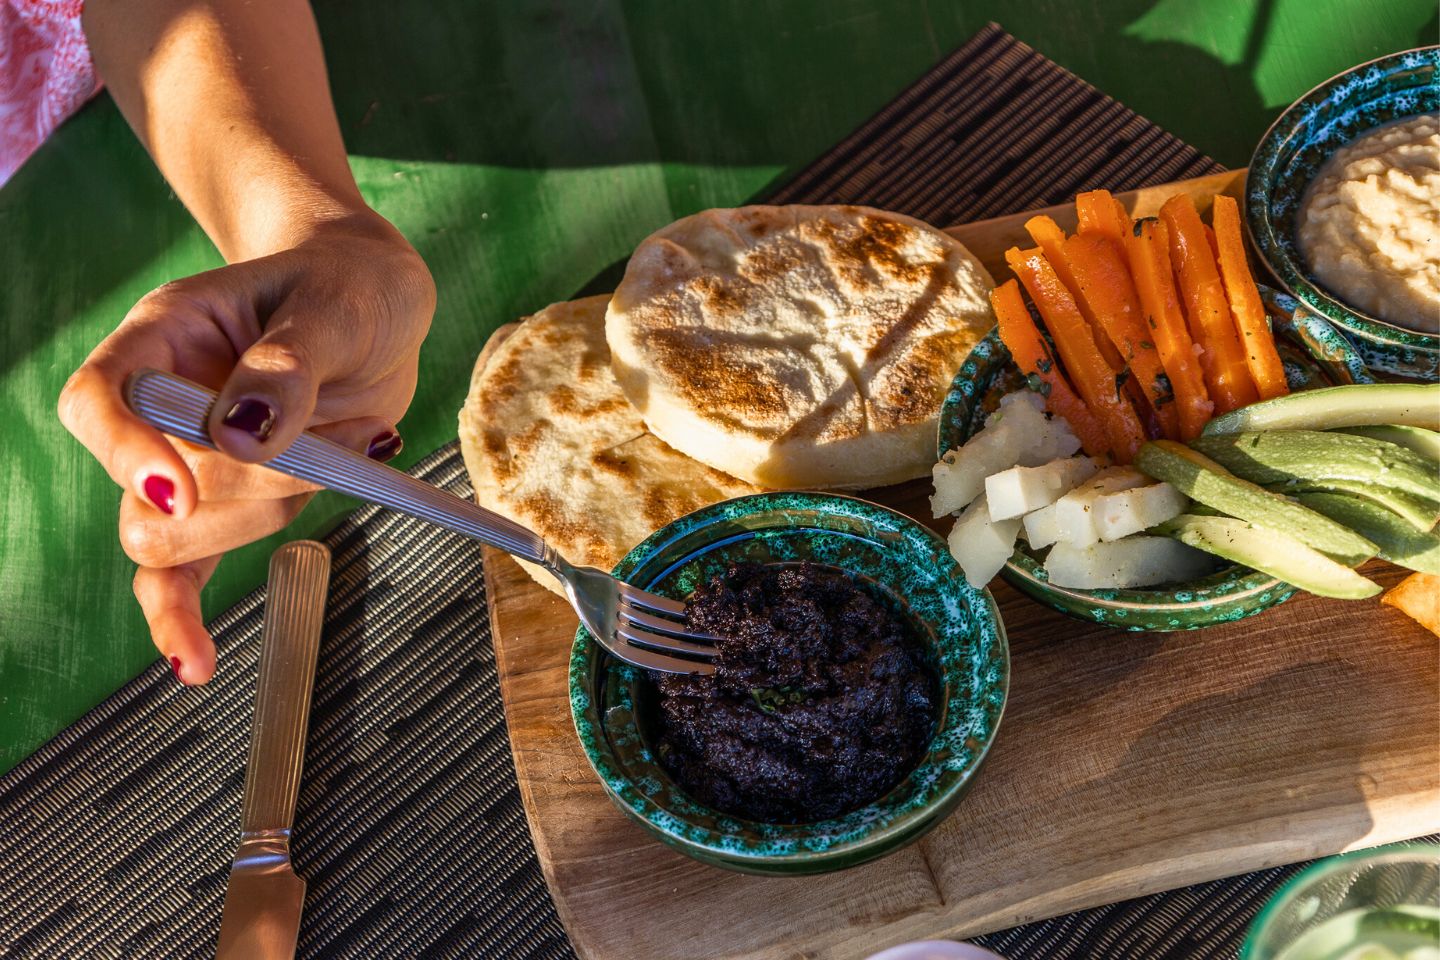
[62,0,434,684]
[84,0,365,262]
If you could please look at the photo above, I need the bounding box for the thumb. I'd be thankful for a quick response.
[209,311,334,462]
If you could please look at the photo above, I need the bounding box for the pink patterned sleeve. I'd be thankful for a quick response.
[0,0,101,186]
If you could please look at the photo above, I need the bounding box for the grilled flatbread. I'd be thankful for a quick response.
[605,205,995,489]
[458,295,761,597]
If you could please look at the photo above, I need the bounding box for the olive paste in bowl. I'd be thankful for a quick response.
[569,491,1008,876]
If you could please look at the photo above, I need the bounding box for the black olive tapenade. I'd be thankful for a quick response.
[650,562,938,824]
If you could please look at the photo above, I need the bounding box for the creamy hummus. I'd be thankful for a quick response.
[1296,114,1440,332]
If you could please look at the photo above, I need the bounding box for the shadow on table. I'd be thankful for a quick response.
[1090,657,1377,860]
[314,0,1277,176]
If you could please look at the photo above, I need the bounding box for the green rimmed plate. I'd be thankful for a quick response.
[936,285,1373,632]
[569,492,1008,875]
[1247,46,1439,380]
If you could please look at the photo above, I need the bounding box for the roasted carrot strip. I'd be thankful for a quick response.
[1030,213,1162,436]
[1075,189,1130,245]
[1060,233,1181,439]
[990,280,1110,458]
[1025,215,1128,373]
[1211,195,1289,400]
[1122,219,1215,440]
[1159,194,1259,414]
[1006,246,1146,463]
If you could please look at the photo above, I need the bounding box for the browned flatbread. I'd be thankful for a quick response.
[457,295,762,596]
[604,205,995,488]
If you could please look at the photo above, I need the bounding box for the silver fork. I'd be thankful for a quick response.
[124,368,716,675]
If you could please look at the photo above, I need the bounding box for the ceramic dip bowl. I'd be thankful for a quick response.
[569,491,1008,875]
[1247,46,1439,380]
[936,286,1372,632]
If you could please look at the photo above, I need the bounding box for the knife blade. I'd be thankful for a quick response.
[216,540,331,960]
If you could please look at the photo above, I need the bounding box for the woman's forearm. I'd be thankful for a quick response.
[83,0,370,263]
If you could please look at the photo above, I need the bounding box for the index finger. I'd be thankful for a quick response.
[58,327,200,519]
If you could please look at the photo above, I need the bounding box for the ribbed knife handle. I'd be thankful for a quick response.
[241,540,330,838]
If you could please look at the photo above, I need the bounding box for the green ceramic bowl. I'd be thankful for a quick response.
[1247,46,1439,380]
[569,492,1008,875]
[936,286,1372,632]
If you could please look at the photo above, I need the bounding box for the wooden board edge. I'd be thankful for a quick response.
[944,168,1246,278]
[480,550,588,946]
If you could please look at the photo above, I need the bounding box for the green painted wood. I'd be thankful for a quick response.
[0,1,1433,773]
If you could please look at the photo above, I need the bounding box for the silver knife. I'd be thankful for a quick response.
[216,540,331,960]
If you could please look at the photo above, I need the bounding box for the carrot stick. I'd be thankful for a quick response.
[1122,219,1215,440]
[1159,194,1259,414]
[1025,214,1168,439]
[990,280,1111,458]
[1211,195,1289,400]
[1006,246,1146,463]
[1075,190,1130,245]
[1060,232,1181,439]
[1025,215,1128,373]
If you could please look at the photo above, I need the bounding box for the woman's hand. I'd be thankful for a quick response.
[59,212,435,684]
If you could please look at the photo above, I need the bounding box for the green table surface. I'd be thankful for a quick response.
[1,1,1434,774]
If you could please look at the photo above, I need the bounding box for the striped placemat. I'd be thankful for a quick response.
[2,23,1413,960]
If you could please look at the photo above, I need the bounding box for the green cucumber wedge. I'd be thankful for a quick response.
[1135,441,1377,566]
[1295,491,1440,575]
[1153,515,1380,600]
[1202,383,1440,435]
[1188,430,1440,508]
[1277,479,1440,532]
[1333,424,1440,462]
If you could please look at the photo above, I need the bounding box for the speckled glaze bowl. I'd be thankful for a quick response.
[1247,46,1439,380]
[569,492,1008,875]
[937,286,1373,632]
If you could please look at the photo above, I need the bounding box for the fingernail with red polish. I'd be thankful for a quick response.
[366,431,403,461]
[143,475,175,515]
[221,398,276,441]
[169,656,187,685]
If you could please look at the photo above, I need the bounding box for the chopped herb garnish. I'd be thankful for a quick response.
[1036,356,1053,373]
[750,686,805,714]
[1114,366,1131,392]
[1139,340,1155,350]
[1152,371,1175,406]
[1024,372,1052,397]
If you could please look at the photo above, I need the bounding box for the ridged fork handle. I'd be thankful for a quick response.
[124,368,548,564]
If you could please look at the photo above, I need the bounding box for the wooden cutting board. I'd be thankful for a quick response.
[478,170,1440,960]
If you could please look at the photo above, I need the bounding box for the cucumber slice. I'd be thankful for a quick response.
[1203,383,1440,435]
[1135,441,1378,566]
[1153,515,1381,600]
[1190,431,1440,508]
[1297,492,1440,575]
[1333,424,1440,462]
[1279,479,1440,532]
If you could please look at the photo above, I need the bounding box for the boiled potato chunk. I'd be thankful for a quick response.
[1053,467,1150,547]
[931,392,1080,518]
[985,456,1100,521]
[947,493,1022,589]
[1043,536,1218,590]
[1023,501,1063,549]
[1092,482,1189,542]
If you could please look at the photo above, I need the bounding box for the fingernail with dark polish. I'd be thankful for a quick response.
[222,397,276,441]
[367,431,404,461]
[169,656,186,685]
[144,475,175,515]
